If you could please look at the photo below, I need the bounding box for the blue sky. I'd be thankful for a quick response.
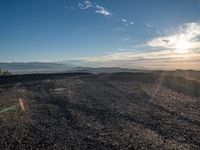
[0,0,200,69]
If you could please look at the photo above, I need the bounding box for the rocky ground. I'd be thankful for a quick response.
[0,72,200,149]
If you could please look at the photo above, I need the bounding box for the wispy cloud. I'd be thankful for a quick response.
[147,22,200,53]
[146,23,154,28]
[65,6,75,10]
[121,38,131,42]
[95,5,112,16]
[113,27,127,32]
[78,0,92,9]
[74,50,200,70]
[119,18,134,26]
[121,18,127,22]
[75,0,136,28]
[156,30,162,35]
[121,38,134,43]
[76,1,134,27]
[78,50,197,62]
[77,0,112,17]
[72,22,200,70]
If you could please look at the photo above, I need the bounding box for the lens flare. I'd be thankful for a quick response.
[0,104,19,113]
[19,98,26,112]
[151,72,167,100]
[0,98,26,113]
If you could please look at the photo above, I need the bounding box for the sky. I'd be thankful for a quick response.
[0,0,200,70]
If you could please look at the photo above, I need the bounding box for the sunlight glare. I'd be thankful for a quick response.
[175,38,191,53]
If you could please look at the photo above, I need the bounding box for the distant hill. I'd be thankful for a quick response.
[0,63,151,74]
[0,62,199,77]
[69,67,151,74]
[0,62,75,74]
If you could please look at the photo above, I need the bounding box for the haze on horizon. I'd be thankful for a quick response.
[0,0,200,70]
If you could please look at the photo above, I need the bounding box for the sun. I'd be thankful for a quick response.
[175,39,191,53]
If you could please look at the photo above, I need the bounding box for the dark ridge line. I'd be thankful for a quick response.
[0,72,92,85]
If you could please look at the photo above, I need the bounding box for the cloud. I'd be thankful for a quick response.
[121,38,134,43]
[78,0,92,9]
[76,0,136,26]
[120,19,134,26]
[75,50,200,70]
[122,38,131,42]
[95,5,112,16]
[121,19,127,22]
[65,6,75,10]
[78,50,196,62]
[113,27,127,32]
[146,23,154,28]
[74,21,200,70]
[69,22,200,70]
[156,30,161,35]
[77,1,112,17]
[147,22,200,53]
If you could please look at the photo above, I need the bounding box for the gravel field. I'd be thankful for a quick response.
[0,72,200,150]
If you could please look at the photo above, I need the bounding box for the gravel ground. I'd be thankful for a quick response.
[0,73,200,150]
